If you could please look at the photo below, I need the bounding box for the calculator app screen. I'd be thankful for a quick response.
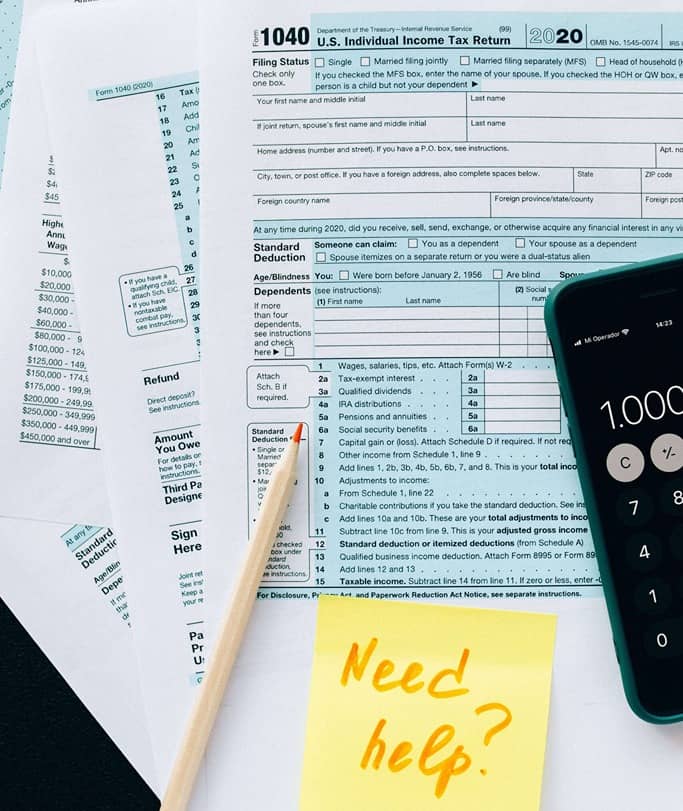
[556,261,683,717]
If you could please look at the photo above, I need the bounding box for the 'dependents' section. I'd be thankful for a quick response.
[246,11,683,600]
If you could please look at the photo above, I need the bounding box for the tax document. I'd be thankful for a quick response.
[0,0,142,787]
[201,6,683,600]
[0,0,22,173]
[0,516,155,790]
[35,0,203,788]
[0,0,135,772]
[199,1,683,806]
[0,1,113,526]
[0,0,130,667]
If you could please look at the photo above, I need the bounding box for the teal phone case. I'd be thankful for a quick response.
[544,253,683,724]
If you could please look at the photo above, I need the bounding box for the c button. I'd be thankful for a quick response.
[606,443,645,483]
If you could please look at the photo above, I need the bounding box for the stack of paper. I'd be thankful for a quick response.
[3,0,683,808]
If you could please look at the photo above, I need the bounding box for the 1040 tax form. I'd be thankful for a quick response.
[199,2,683,807]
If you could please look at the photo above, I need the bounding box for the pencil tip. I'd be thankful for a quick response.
[293,423,303,443]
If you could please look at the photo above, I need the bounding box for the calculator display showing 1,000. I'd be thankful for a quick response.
[600,385,683,430]
[546,254,683,723]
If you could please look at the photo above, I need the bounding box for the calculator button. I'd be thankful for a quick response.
[659,479,683,516]
[634,579,672,615]
[644,618,683,658]
[650,433,683,473]
[606,443,645,483]
[626,532,662,572]
[669,524,683,561]
[616,489,653,527]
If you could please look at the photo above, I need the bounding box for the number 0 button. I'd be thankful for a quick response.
[644,618,683,658]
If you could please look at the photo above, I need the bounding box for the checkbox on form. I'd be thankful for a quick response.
[360,56,370,66]
[460,55,470,65]
[408,238,418,248]
[314,57,325,67]
[596,56,606,67]
[493,269,503,279]
[285,347,294,356]
[516,238,525,248]
[316,252,326,262]
[339,270,349,280]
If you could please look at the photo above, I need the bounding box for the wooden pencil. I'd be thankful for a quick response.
[159,422,304,811]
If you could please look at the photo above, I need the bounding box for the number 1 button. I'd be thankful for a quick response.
[634,579,672,615]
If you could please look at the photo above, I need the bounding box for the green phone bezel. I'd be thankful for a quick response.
[544,252,683,724]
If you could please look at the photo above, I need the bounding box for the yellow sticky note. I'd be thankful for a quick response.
[300,596,556,811]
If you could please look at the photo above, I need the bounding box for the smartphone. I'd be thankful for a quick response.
[545,253,683,723]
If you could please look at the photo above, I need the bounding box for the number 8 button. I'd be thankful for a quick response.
[659,478,683,516]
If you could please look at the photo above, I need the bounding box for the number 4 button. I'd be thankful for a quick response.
[626,532,662,572]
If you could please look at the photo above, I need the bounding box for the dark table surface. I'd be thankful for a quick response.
[0,598,159,811]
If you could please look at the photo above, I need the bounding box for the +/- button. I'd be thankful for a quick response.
[650,433,683,473]
[606,443,645,483]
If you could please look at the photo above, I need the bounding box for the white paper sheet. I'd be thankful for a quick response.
[0,0,111,526]
[0,0,132,685]
[0,0,146,786]
[0,515,156,790]
[34,0,205,791]
[198,0,683,806]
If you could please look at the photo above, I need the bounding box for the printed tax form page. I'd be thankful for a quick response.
[0,0,112,527]
[0,1,131,628]
[200,1,683,807]
[35,0,203,791]
[0,2,149,783]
